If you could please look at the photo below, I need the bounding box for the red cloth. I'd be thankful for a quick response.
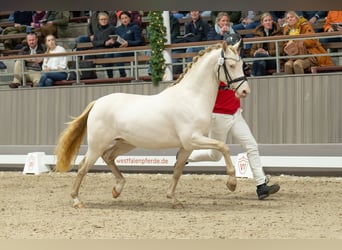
[213,82,240,115]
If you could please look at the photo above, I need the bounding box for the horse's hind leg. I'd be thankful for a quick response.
[167,148,192,209]
[102,140,135,199]
[71,153,100,208]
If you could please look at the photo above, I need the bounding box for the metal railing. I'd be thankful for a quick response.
[0,31,341,87]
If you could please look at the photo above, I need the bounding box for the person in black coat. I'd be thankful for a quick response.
[113,11,143,77]
[92,12,116,78]
[183,11,210,62]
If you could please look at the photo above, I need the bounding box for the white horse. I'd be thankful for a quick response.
[55,41,250,208]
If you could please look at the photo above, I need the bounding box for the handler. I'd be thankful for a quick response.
[187,33,280,200]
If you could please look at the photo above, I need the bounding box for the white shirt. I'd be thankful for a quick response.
[42,45,67,70]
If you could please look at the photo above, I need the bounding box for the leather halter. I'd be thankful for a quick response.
[217,49,247,92]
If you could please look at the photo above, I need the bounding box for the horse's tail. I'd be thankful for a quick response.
[54,101,96,172]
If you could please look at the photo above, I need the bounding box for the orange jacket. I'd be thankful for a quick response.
[324,11,342,32]
[283,17,334,66]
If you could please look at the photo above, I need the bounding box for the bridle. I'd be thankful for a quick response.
[217,49,247,92]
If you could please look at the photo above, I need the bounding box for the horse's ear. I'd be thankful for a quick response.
[222,41,227,51]
[232,40,241,52]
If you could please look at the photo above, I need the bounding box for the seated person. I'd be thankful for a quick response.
[38,34,68,87]
[249,12,283,76]
[92,11,116,78]
[9,31,45,88]
[113,11,143,77]
[76,11,116,50]
[282,11,334,75]
[29,11,46,31]
[182,10,210,62]
[39,11,70,38]
[2,11,33,49]
[207,12,235,41]
[232,11,263,51]
[210,11,241,25]
[296,11,327,32]
[321,10,342,44]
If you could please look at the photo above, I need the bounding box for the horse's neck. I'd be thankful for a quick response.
[179,52,220,112]
[184,52,219,91]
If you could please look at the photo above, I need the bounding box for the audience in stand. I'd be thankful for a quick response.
[321,10,342,44]
[183,10,210,62]
[2,11,33,49]
[210,11,241,25]
[296,11,327,32]
[249,12,283,76]
[232,11,262,36]
[29,11,47,31]
[115,11,143,31]
[282,11,334,75]
[38,34,68,87]
[113,11,143,77]
[39,11,70,38]
[75,11,116,50]
[232,11,263,53]
[170,11,186,20]
[270,11,286,27]
[207,12,235,41]
[9,32,45,88]
[92,11,117,78]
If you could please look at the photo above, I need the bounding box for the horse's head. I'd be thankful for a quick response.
[217,41,250,98]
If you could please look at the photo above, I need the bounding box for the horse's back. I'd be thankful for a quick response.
[86,92,185,149]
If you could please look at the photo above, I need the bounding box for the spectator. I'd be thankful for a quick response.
[113,11,143,77]
[2,11,33,49]
[29,11,46,31]
[211,11,241,25]
[282,11,334,74]
[75,11,116,50]
[207,12,235,41]
[186,33,280,200]
[115,11,143,30]
[183,10,210,62]
[92,11,116,78]
[296,11,327,32]
[39,11,70,38]
[9,31,45,88]
[38,34,68,87]
[232,11,263,53]
[232,11,263,36]
[169,12,183,74]
[270,11,286,27]
[321,10,342,44]
[171,11,185,20]
[249,12,283,76]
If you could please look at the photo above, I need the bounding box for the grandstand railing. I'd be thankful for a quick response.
[0,31,341,88]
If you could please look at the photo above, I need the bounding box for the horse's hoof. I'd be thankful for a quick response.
[227,177,237,192]
[73,202,85,209]
[112,188,121,198]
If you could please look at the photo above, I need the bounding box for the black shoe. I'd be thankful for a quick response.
[256,183,280,200]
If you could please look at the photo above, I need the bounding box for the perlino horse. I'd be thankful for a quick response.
[55,41,250,208]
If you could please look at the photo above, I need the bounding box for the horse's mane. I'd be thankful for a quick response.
[169,41,237,87]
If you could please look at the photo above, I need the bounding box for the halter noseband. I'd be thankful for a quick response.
[217,49,247,92]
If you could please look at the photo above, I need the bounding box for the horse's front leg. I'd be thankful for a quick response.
[167,148,191,209]
[190,134,237,192]
[220,142,237,191]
